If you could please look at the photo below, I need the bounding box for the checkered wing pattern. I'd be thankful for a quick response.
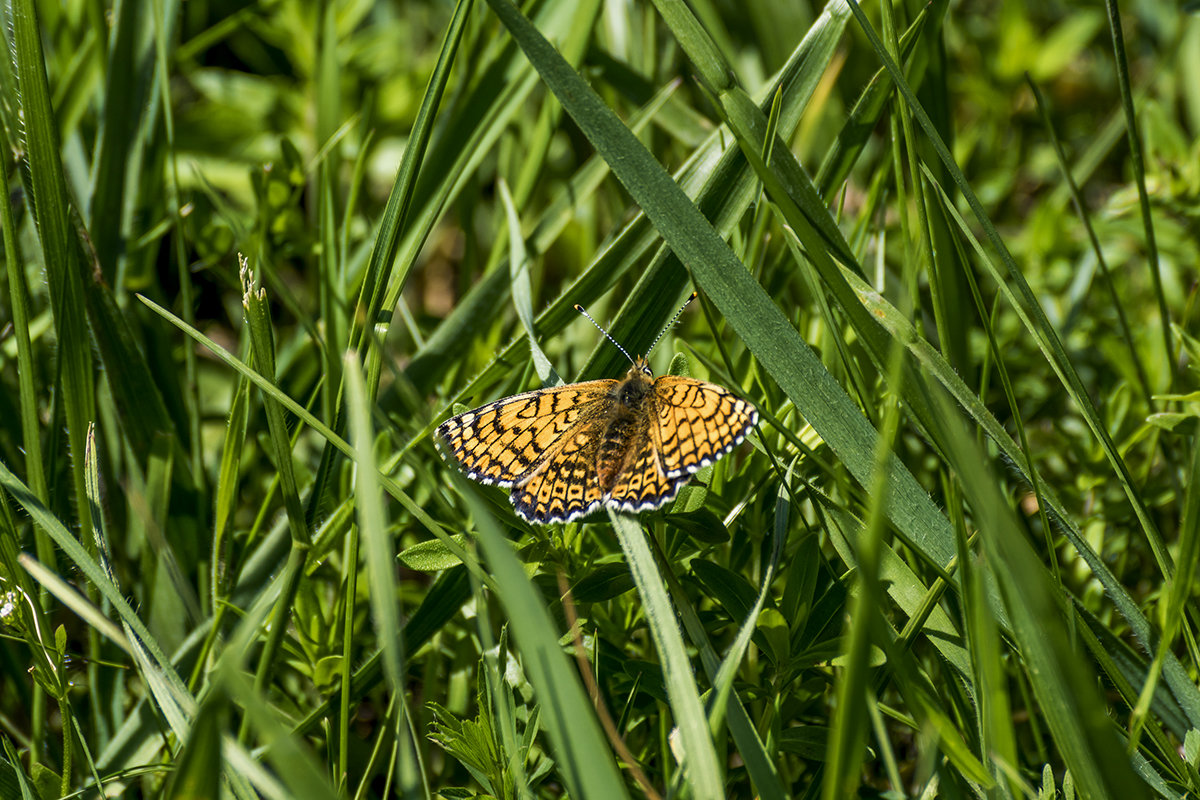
[437,381,615,489]
[607,429,684,513]
[509,425,606,524]
[651,376,758,478]
[439,365,756,524]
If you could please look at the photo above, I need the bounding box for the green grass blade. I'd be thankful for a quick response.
[609,511,722,799]
[708,481,785,737]
[816,1,942,197]
[845,0,1173,584]
[483,0,957,576]
[16,554,129,653]
[9,0,96,534]
[215,595,339,800]
[290,567,473,740]
[345,350,405,692]
[925,176,1200,727]
[828,214,1200,732]
[645,0,854,267]
[1027,75,1154,409]
[820,502,969,677]
[138,293,473,565]
[926,387,1143,798]
[88,0,143,282]
[163,695,223,800]
[306,0,479,528]
[424,0,847,405]
[239,259,314,726]
[580,1,851,382]
[1,459,185,706]
[351,0,478,362]
[0,112,52,584]
[649,530,789,800]
[212,371,251,601]
[345,349,420,792]
[466,488,631,800]
[1103,0,1171,375]
[500,178,557,384]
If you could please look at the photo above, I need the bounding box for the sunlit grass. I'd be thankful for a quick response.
[1,1,1198,798]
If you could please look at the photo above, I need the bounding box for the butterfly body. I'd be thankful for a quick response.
[595,363,655,492]
[438,356,757,525]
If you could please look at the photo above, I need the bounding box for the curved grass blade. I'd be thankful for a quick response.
[925,387,1143,799]
[499,178,557,384]
[1103,0,1171,373]
[836,216,1200,726]
[464,486,631,800]
[345,351,406,694]
[308,0,478,527]
[484,0,958,572]
[844,0,1173,587]
[608,511,722,800]
[137,293,481,577]
[580,0,852,383]
[9,0,96,532]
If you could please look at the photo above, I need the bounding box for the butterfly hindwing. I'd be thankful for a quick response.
[607,426,687,513]
[509,426,605,524]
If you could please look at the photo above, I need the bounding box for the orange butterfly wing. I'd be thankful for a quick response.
[606,429,684,513]
[439,371,756,524]
[509,425,606,524]
[650,375,757,479]
[437,381,615,489]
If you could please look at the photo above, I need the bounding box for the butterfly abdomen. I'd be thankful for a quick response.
[594,411,635,491]
[594,372,656,491]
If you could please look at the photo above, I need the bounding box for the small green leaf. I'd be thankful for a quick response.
[665,509,730,543]
[571,562,635,603]
[756,607,790,667]
[1146,412,1198,434]
[1041,764,1055,799]
[311,656,343,691]
[669,483,708,513]
[30,762,60,800]
[691,560,756,619]
[399,535,471,572]
[1185,729,1200,770]
[829,645,886,669]
[666,352,691,376]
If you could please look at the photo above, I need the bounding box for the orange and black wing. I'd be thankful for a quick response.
[509,424,606,524]
[436,380,614,489]
[651,376,757,478]
[607,428,688,514]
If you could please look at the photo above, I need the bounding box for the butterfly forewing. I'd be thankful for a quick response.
[651,376,758,478]
[437,381,615,488]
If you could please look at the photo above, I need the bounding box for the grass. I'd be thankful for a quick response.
[1,0,1199,797]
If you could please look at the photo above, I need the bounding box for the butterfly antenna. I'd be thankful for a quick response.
[574,303,636,366]
[646,291,697,356]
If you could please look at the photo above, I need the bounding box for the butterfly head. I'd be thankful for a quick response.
[619,357,654,396]
[617,357,655,409]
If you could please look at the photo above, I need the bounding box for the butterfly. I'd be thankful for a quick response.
[437,295,757,524]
